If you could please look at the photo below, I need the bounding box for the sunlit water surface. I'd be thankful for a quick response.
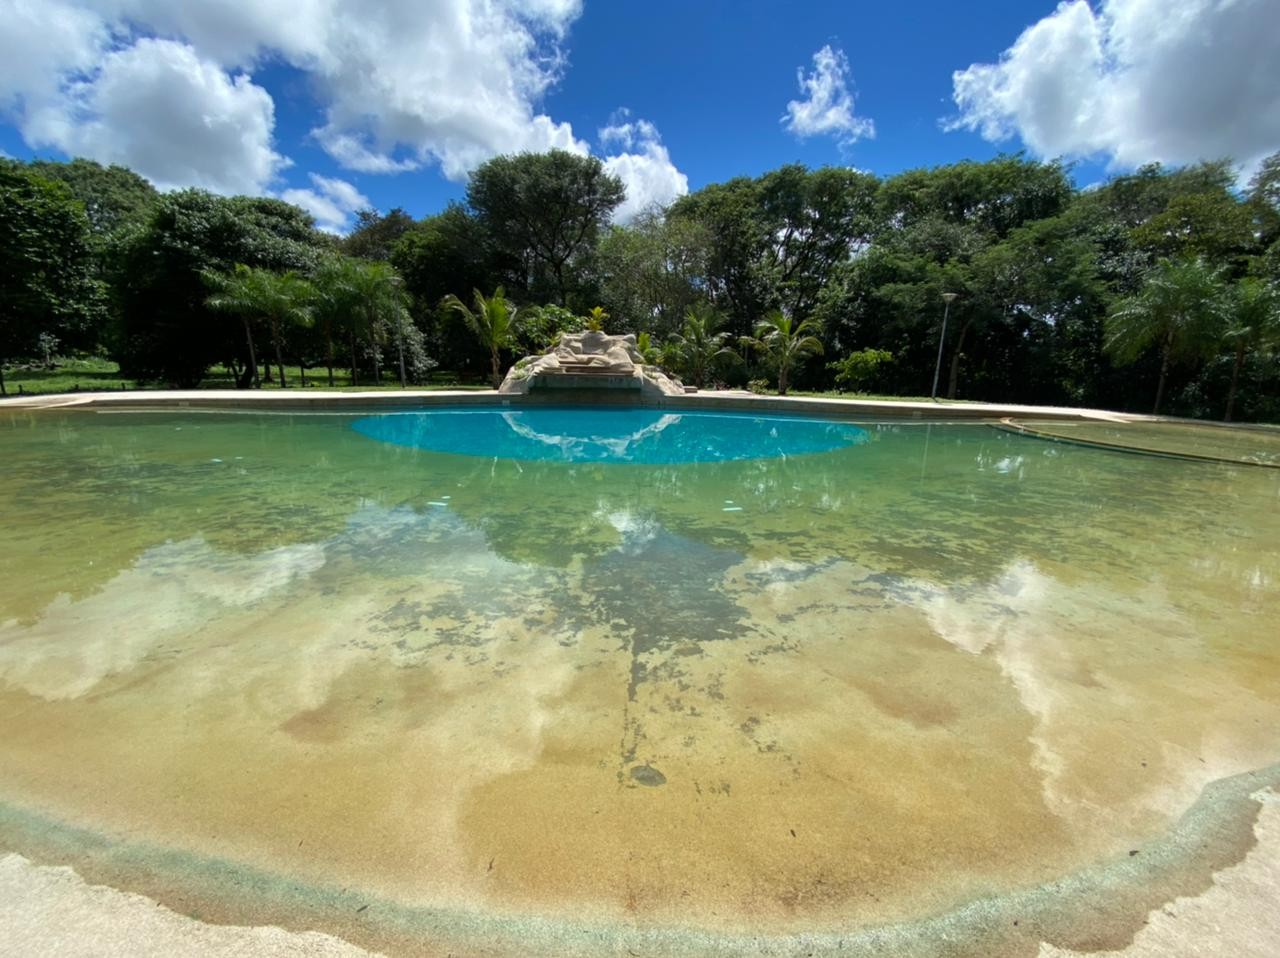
[1,407,1278,950]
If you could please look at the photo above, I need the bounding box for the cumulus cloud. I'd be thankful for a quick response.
[0,0,690,206]
[279,173,369,233]
[599,110,689,222]
[949,0,1280,175]
[23,37,287,194]
[783,44,875,146]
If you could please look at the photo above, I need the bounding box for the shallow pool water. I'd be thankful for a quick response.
[0,406,1277,955]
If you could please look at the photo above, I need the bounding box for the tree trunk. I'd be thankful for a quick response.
[371,337,381,385]
[326,335,335,387]
[0,361,6,397]
[349,332,359,387]
[778,362,789,396]
[1224,344,1245,422]
[1153,336,1173,415]
[946,319,973,400]
[396,321,407,388]
[300,364,307,387]
[272,321,286,388]
[490,348,501,389]
[242,316,260,388]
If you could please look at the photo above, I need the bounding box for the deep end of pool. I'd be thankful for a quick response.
[350,407,871,463]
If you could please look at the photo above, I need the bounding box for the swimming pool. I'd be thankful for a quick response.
[1,405,1277,956]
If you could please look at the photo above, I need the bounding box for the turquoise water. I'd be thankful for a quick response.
[351,407,870,463]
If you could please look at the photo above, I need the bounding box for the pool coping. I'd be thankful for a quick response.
[0,387,1162,424]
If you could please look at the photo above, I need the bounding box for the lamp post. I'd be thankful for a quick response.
[930,292,958,402]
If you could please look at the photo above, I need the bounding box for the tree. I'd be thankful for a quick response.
[108,190,327,386]
[1105,258,1228,414]
[441,287,519,388]
[0,163,101,395]
[596,209,709,339]
[1222,278,1280,421]
[745,310,824,395]
[204,265,315,388]
[467,150,624,305]
[667,303,738,388]
[25,158,158,237]
[312,257,409,386]
[343,208,415,261]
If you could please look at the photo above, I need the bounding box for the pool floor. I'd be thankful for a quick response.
[0,408,1278,955]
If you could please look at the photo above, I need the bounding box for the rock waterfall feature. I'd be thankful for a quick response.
[498,330,686,399]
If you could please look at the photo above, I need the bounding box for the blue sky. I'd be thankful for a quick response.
[2,0,1277,231]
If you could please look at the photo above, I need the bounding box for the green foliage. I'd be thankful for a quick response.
[25,158,158,237]
[518,303,583,353]
[467,150,625,305]
[108,189,327,386]
[1105,257,1229,413]
[4,150,1279,419]
[204,264,315,387]
[1221,277,1280,420]
[596,210,709,338]
[743,310,824,395]
[666,303,739,388]
[441,287,519,388]
[0,162,103,394]
[342,207,416,261]
[828,348,894,393]
[583,305,608,332]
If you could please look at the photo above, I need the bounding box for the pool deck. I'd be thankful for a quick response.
[1,387,1152,423]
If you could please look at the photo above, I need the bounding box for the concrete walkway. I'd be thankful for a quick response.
[0,387,1149,423]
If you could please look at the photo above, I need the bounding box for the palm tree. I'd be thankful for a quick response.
[313,257,407,387]
[744,310,824,395]
[441,287,519,388]
[668,303,737,388]
[346,260,406,387]
[204,265,314,388]
[1222,277,1280,421]
[1105,257,1228,415]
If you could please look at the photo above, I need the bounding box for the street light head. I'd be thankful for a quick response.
[941,292,958,304]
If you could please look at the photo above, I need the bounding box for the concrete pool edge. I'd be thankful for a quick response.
[0,387,1154,424]
[1,764,1277,958]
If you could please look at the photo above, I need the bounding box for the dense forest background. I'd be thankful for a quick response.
[2,149,1278,420]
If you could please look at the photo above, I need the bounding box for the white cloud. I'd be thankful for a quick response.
[0,0,690,207]
[783,44,875,146]
[279,173,369,233]
[949,0,1280,175]
[599,110,689,222]
[20,37,287,194]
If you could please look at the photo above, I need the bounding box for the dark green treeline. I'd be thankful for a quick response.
[2,150,1278,420]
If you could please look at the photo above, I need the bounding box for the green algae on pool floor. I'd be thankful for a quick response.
[0,407,1278,954]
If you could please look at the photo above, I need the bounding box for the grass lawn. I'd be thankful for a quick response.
[1,356,489,396]
[789,390,986,404]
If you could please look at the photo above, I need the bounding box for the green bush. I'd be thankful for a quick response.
[828,349,894,393]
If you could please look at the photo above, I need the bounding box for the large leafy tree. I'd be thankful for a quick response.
[1105,258,1228,414]
[204,265,315,388]
[25,158,158,237]
[108,191,326,386]
[441,287,519,388]
[745,310,824,395]
[596,209,709,339]
[0,163,102,395]
[467,150,624,306]
[342,207,416,261]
